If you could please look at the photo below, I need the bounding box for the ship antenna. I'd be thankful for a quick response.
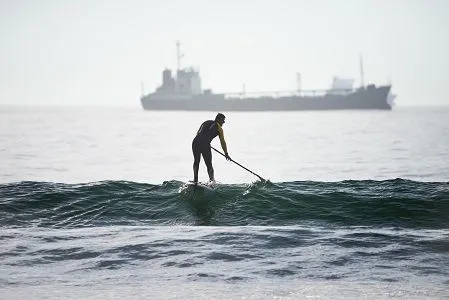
[176,41,184,72]
[359,53,365,88]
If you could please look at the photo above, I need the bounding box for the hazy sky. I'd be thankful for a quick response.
[1,0,448,106]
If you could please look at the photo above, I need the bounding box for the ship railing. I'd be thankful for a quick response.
[222,88,354,99]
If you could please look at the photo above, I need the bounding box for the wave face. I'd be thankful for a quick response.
[1,179,448,228]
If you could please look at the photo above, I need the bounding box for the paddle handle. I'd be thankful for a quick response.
[210,146,266,182]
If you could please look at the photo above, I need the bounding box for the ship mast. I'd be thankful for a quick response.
[359,54,365,88]
[176,41,184,72]
[296,72,302,92]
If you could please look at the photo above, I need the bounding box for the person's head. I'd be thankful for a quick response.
[215,113,226,126]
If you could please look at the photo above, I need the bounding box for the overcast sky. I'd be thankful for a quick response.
[1,0,448,106]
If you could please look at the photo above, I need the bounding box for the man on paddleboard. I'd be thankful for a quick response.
[192,113,231,183]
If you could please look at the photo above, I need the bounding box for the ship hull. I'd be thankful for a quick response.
[141,85,392,111]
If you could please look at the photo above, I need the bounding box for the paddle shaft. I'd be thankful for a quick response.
[210,146,266,182]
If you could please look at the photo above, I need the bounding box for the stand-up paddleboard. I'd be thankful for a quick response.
[186,181,215,191]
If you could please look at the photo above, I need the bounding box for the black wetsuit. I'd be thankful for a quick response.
[192,120,220,169]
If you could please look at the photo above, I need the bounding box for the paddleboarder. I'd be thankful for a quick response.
[192,113,231,184]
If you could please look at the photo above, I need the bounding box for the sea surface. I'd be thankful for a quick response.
[1,106,449,299]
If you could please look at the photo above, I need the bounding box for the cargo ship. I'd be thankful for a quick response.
[140,43,393,111]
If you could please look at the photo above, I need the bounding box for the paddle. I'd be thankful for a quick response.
[210,146,266,182]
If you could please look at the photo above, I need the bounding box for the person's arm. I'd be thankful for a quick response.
[217,124,231,160]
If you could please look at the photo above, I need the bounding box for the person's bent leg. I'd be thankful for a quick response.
[193,164,199,183]
[192,140,201,183]
[202,146,214,182]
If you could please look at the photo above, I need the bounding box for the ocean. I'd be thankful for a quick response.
[1,106,448,299]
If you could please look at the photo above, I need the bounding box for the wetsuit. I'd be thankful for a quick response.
[192,120,227,170]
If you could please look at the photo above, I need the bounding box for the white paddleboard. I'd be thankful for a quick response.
[187,181,215,191]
